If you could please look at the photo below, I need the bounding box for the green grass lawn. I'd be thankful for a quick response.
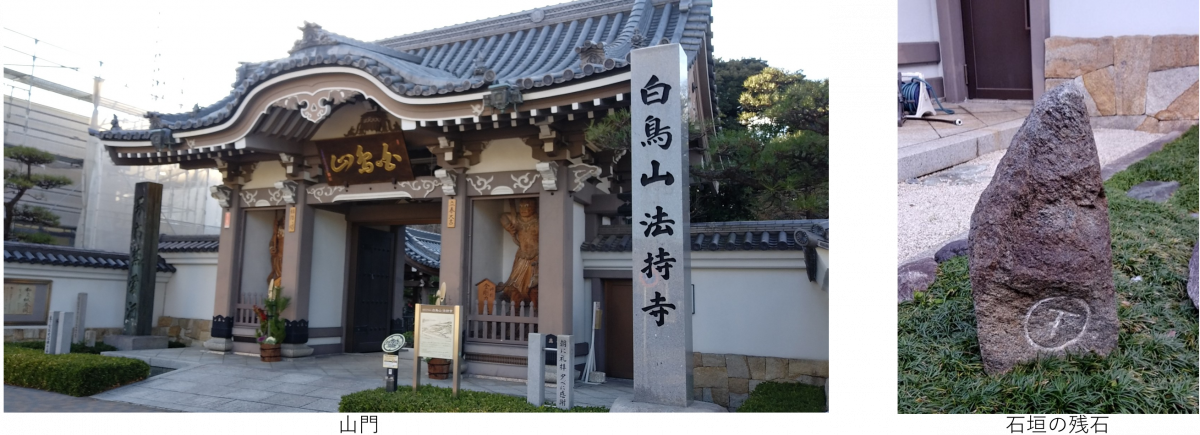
[339,384,609,412]
[898,127,1199,414]
[737,381,827,412]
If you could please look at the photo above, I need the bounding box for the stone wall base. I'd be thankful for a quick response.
[691,352,828,411]
[4,327,123,343]
[153,316,213,347]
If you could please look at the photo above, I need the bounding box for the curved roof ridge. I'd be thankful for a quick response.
[376,0,637,51]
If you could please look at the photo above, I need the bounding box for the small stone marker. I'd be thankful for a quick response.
[1188,243,1198,309]
[897,258,937,303]
[556,334,573,410]
[526,332,546,406]
[44,311,61,355]
[74,293,88,343]
[84,330,96,347]
[969,83,1118,375]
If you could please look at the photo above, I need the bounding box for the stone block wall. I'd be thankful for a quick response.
[1045,35,1198,133]
[691,352,828,411]
[4,327,123,343]
[153,316,213,347]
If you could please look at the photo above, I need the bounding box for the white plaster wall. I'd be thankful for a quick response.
[470,199,504,290]
[582,250,827,360]
[4,264,171,329]
[1051,0,1199,37]
[571,202,588,338]
[239,210,276,297]
[308,209,347,328]
[160,252,218,320]
[241,163,287,190]
[897,0,944,88]
[465,138,539,174]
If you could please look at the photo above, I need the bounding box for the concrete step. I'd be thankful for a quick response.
[898,118,1024,182]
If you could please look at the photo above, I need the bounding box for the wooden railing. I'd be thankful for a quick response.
[467,287,538,345]
[234,292,264,327]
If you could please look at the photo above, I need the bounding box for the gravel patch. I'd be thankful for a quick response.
[898,128,1163,264]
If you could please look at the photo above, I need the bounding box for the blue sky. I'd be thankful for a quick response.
[3,0,839,118]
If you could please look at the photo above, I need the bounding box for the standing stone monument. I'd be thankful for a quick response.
[629,44,693,407]
[526,332,546,406]
[73,293,88,343]
[44,311,61,354]
[123,182,163,336]
[969,83,1118,375]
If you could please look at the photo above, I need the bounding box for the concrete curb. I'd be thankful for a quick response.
[898,119,1025,181]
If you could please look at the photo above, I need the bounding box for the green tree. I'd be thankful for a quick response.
[4,145,72,242]
[699,68,829,219]
[713,57,770,131]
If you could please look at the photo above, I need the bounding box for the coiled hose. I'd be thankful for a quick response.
[900,77,956,115]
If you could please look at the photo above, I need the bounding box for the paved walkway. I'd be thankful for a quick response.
[5,385,176,412]
[898,99,1033,181]
[82,347,630,412]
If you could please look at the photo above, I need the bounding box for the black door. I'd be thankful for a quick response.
[962,0,1033,100]
[351,226,395,352]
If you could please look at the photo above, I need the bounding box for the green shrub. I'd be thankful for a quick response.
[737,381,827,412]
[8,340,119,354]
[339,384,608,412]
[4,343,149,396]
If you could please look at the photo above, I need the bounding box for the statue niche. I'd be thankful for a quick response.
[499,199,538,310]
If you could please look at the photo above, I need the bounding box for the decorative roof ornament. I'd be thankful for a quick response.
[575,41,606,69]
[629,29,649,49]
[345,101,402,137]
[110,114,121,131]
[146,112,163,129]
[471,54,496,83]
[289,22,337,54]
[482,83,522,113]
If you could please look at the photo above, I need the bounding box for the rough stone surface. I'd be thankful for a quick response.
[1136,116,1161,133]
[728,392,749,410]
[1145,66,1199,116]
[693,388,702,400]
[725,354,749,378]
[1091,115,1149,130]
[1151,34,1200,71]
[788,359,828,378]
[1075,76,1101,117]
[764,358,787,380]
[693,367,728,389]
[1045,37,1114,79]
[710,388,729,408]
[693,352,701,368]
[701,353,725,367]
[1045,79,1071,91]
[103,335,168,351]
[1083,66,1118,116]
[1188,243,1198,309]
[609,395,726,412]
[1126,181,1180,203]
[1114,35,1153,116]
[748,379,763,393]
[728,377,749,395]
[898,258,938,303]
[1157,120,1200,134]
[747,357,766,380]
[934,239,970,263]
[968,83,1118,375]
[1154,81,1199,121]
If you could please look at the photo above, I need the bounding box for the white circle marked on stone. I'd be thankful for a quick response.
[1023,296,1090,351]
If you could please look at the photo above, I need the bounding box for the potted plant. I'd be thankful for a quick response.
[254,283,290,362]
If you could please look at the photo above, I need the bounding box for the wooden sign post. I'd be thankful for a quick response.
[412,304,462,397]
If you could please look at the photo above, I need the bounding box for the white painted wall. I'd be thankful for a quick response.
[466,138,539,174]
[239,210,277,298]
[897,0,945,87]
[1051,0,1199,37]
[308,209,347,328]
[470,199,520,292]
[4,264,171,330]
[160,252,218,320]
[583,250,827,360]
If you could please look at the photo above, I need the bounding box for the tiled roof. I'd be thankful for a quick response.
[405,228,442,269]
[4,242,176,273]
[158,234,220,253]
[581,220,829,252]
[94,0,714,141]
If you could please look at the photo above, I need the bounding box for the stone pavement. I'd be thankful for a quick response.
[5,385,177,412]
[898,99,1032,181]
[87,347,631,412]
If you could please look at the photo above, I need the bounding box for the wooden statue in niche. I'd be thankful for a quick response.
[500,199,539,310]
[267,214,285,290]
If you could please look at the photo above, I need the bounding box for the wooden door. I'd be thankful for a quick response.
[351,226,395,352]
[603,280,634,379]
[962,0,1033,100]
